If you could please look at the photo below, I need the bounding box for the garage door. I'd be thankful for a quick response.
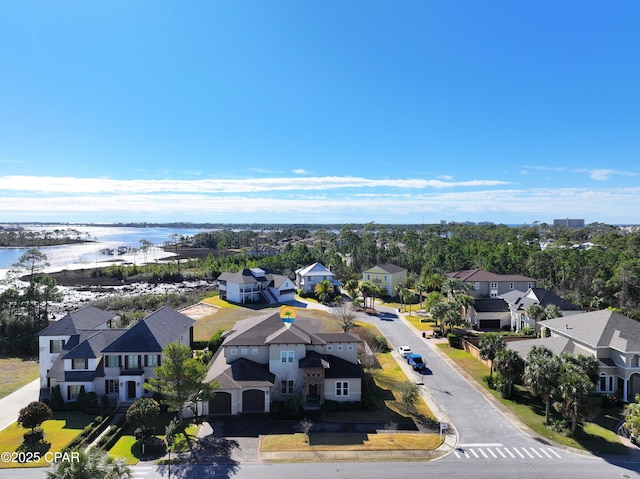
[242,389,265,412]
[479,319,501,330]
[209,392,232,415]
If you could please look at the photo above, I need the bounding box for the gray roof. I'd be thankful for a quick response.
[218,269,267,284]
[299,351,364,379]
[505,337,579,359]
[38,306,115,337]
[499,288,581,312]
[543,310,640,352]
[206,357,275,389]
[447,269,535,283]
[64,329,127,359]
[223,311,327,347]
[473,298,510,313]
[103,306,195,353]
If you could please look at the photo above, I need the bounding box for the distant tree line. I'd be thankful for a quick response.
[0,227,91,247]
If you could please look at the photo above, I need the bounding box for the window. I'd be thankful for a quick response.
[105,379,119,394]
[326,345,333,352]
[72,358,87,370]
[527,282,533,289]
[490,282,498,289]
[125,355,140,370]
[230,348,237,356]
[50,339,65,353]
[599,374,607,392]
[241,348,248,355]
[68,385,82,401]
[632,355,640,367]
[281,380,294,395]
[106,355,120,368]
[146,355,160,368]
[347,345,354,351]
[336,381,349,396]
[337,345,343,351]
[509,282,515,290]
[281,351,294,363]
[251,348,258,355]
[474,282,480,290]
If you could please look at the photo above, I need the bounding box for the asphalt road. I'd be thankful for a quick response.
[3,302,640,479]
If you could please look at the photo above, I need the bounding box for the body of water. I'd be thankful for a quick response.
[0,225,209,272]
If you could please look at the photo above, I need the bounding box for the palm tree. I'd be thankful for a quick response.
[344,279,359,303]
[543,304,562,320]
[523,346,559,425]
[429,300,449,336]
[395,283,408,312]
[554,362,594,435]
[494,348,524,398]
[46,449,132,479]
[415,279,427,310]
[478,333,506,379]
[424,273,445,293]
[314,279,334,304]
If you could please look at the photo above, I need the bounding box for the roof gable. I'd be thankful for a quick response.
[544,310,640,352]
[38,306,115,336]
[103,306,194,353]
[296,262,334,277]
[447,269,535,283]
[363,263,406,274]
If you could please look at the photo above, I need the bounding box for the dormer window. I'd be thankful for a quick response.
[72,358,87,370]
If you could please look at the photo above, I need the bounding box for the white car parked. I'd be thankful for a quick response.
[398,346,412,358]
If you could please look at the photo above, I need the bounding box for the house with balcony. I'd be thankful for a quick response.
[217,267,297,304]
[295,262,342,294]
[446,269,536,298]
[506,310,640,402]
[362,263,407,296]
[38,305,194,405]
[199,309,363,415]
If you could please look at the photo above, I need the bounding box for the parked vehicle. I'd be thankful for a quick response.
[398,346,412,358]
[407,353,425,370]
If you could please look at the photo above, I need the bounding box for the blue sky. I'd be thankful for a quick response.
[1,1,639,225]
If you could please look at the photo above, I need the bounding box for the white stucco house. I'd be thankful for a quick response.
[217,267,297,304]
[199,310,364,416]
[295,262,342,293]
[37,305,194,405]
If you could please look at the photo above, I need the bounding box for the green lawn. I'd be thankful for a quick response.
[0,412,95,469]
[0,357,39,399]
[436,343,628,455]
[109,413,198,464]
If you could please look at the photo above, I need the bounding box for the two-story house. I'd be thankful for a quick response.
[506,310,640,402]
[38,305,194,405]
[199,310,363,416]
[447,269,536,298]
[499,287,583,332]
[217,267,296,304]
[362,263,407,296]
[295,262,342,294]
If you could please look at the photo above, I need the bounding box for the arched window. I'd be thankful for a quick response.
[632,354,640,368]
[599,373,607,392]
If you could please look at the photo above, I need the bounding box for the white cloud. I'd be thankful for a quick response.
[292,169,310,175]
[0,175,511,195]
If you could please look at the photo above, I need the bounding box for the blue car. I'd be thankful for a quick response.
[407,353,425,370]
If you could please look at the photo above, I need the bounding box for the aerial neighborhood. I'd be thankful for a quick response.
[4,221,640,472]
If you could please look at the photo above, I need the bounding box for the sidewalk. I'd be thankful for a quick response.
[0,378,40,431]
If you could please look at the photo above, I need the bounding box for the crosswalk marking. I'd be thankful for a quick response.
[453,446,563,460]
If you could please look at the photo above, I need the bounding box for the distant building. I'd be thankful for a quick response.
[553,218,585,228]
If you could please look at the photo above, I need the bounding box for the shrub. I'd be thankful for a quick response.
[521,326,535,336]
[50,385,64,409]
[447,333,461,348]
